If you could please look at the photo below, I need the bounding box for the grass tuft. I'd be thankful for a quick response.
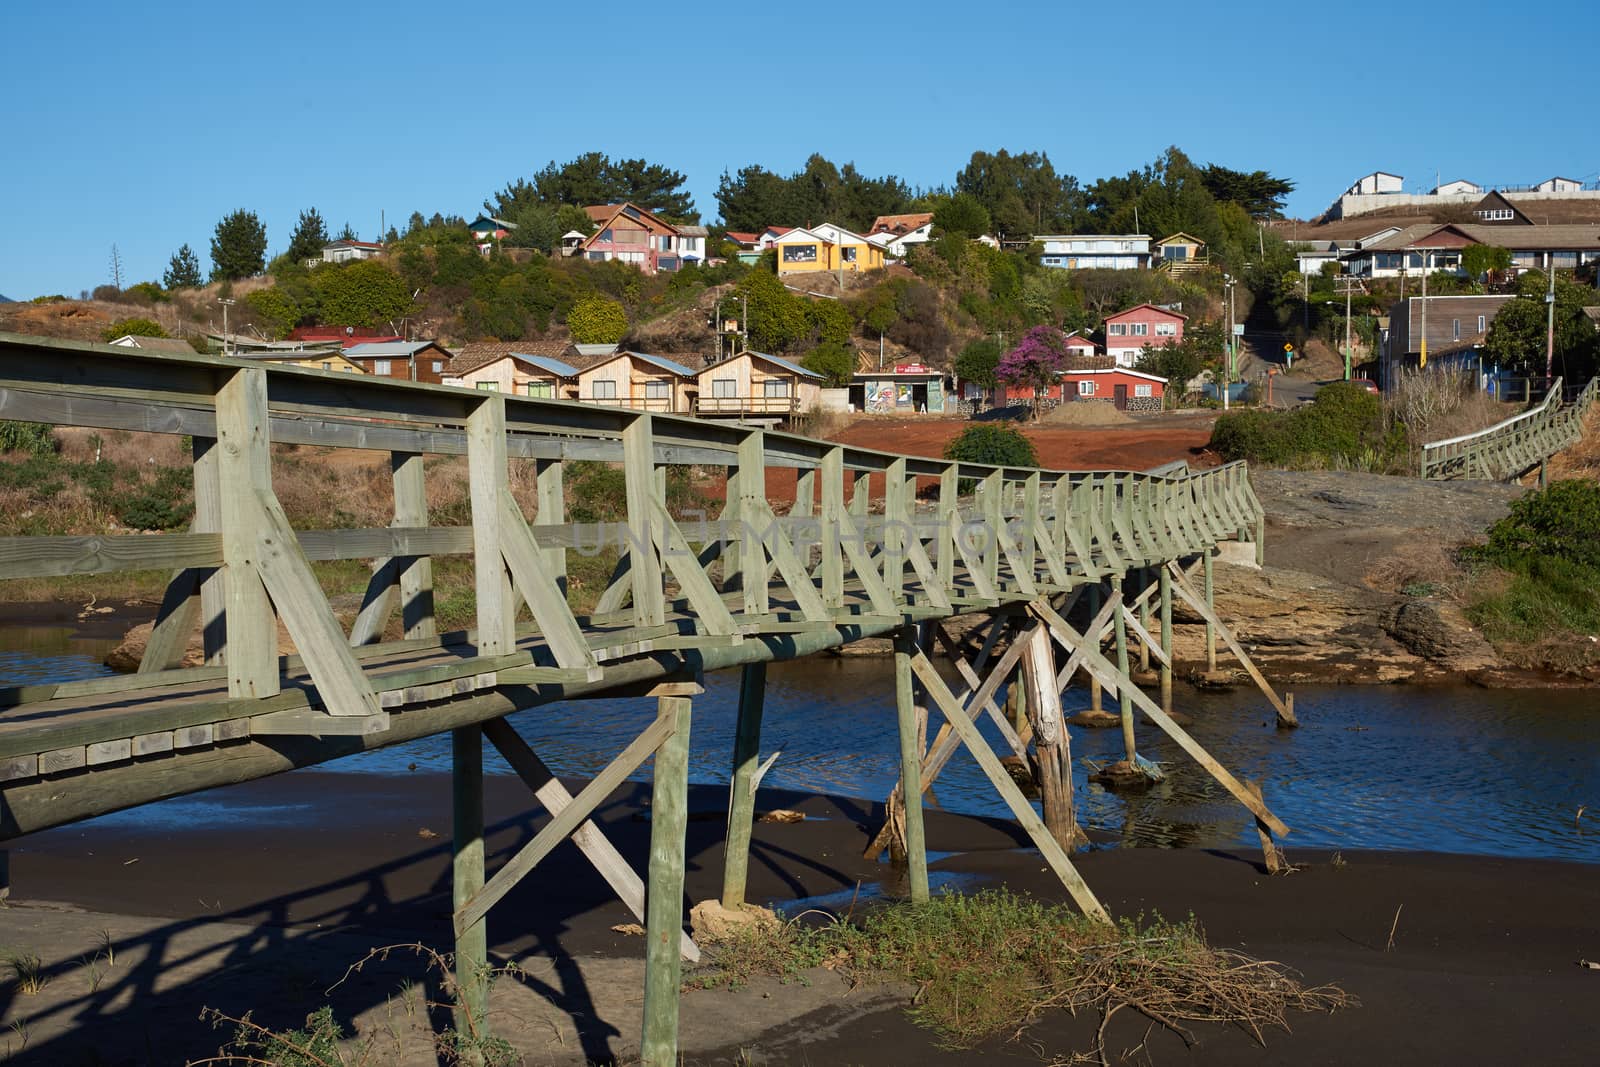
[696,890,1355,1059]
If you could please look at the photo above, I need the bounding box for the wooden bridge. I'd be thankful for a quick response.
[0,332,1292,1064]
[1421,375,1597,480]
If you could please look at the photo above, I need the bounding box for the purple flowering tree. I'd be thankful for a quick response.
[995,325,1068,418]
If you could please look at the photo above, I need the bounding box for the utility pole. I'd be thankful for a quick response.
[1418,248,1429,370]
[1333,275,1364,381]
[219,298,236,357]
[1544,258,1557,383]
[1222,275,1233,410]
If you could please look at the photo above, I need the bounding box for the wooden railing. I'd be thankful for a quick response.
[0,330,1264,834]
[695,395,798,416]
[1420,375,1598,480]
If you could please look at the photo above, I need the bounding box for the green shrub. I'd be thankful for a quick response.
[566,295,629,344]
[1478,479,1600,572]
[0,421,57,456]
[943,422,1038,469]
[1210,381,1399,468]
[100,317,167,343]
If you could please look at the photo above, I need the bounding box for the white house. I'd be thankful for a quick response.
[1347,172,1404,196]
[1534,176,1583,193]
[1431,179,1482,196]
[321,239,384,264]
[1036,234,1151,271]
[865,212,934,258]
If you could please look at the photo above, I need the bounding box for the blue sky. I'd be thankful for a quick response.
[3,0,1596,300]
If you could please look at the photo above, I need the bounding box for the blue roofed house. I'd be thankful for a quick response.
[576,350,700,413]
[444,341,584,399]
[695,350,823,417]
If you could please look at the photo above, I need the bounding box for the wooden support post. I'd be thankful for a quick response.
[1159,564,1173,714]
[452,724,488,1044]
[623,415,666,629]
[721,661,766,908]
[1165,562,1298,729]
[214,368,277,699]
[1203,548,1216,673]
[1254,514,1266,568]
[819,449,846,608]
[893,627,929,902]
[393,451,436,641]
[194,436,226,664]
[535,457,566,596]
[1137,567,1152,672]
[1087,581,1103,715]
[1112,578,1136,764]
[736,432,767,617]
[910,653,1109,923]
[467,395,515,656]
[1021,626,1085,849]
[641,695,692,1067]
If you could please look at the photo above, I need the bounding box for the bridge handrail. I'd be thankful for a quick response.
[0,330,1267,833]
[1419,375,1597,480]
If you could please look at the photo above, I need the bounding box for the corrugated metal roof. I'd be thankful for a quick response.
[344,341,442,358]
[624,351,697,377]
[743,350,822,379]
[511,352,581,377]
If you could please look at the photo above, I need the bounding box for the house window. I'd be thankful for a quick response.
[526,381,554,398]
[1078,380,1096,396]
[599,229,613,242]
[645,379,671,400]
[711,378,736,398]
[1131,323,1148,336]
[321,361,332,371]
[1478,315,1486,332]
[476,381,498,391]
[374,359,392,375]
[1453,319,1460,340]
[782,244,818,263]
[841,246,857,263]
[432,360,444,373]
[1108,323,1127,336]
[1135,384,1153,397]
[587,251,606,261]
[1154,323,1176,336]
[763,377,791,397]
[591,379,617,399]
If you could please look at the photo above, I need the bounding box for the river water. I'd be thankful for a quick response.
[7,626,1599,864]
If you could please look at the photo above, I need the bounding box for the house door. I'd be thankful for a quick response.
[1113,384,1128,410]
[912,383,928,411]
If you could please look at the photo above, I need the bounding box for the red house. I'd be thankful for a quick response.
[1000,368,1167,412]
[1103,304,1186,368]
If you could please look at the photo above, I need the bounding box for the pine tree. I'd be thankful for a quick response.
[286,208,329,263]
[163,244,203,289]
[210,209,268,281]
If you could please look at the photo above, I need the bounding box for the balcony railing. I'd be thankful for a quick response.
[584,395,676,412]
[696,395,798,415]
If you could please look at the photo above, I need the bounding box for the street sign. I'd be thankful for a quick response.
[1233,324,1245,336]
[1283,343,1293,351]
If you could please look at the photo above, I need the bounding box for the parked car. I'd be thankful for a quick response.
[1353,379,1380,396]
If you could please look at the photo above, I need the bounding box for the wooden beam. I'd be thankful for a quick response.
[393,451,437,640]
[910,652,1110,923]
[215,368,278,699]
[467,394,515,656]
[482,718,698,963]
[893,627,929,903]
[498,489,601,675]
[454,710,678,935]
[721,662,767,909]
[641,695,692,1067]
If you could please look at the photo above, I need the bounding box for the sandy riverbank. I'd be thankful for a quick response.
[0,770,1594,1064]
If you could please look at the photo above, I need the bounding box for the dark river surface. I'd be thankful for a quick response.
[6,625,1599,864]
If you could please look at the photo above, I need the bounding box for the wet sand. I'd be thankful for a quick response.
[0,769,1595,1064]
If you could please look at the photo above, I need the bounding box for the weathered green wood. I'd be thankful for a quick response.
[1159,563,1173,714]
[455,710,677,935]
[138,566,203,674]
[641,694,692,1067]
[498,489,600,674]
[467,394,515,656]
[482,717,699,963]
[192,435,226,665]
[623,415,667,628]
[909,651,1109,922]
[253,489,383,718]
[734,432,765,615]
[0,530,221,581]
[452,724,488,1042]
[721,661,766,908]
[394,451,437,640]
[893,628,929,903]
[348,557,401,647]
[649,497,740,637]
[1112,581,1136,764]
[215,368,278,699]
[1203,548,1216,672]
[1028,599,1291,838]
[819,448,847,607]
[1165,561,1295,726]
[534,457,566,596]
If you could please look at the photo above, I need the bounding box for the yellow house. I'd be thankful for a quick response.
[773,224,885,276]
[235,350,366,373]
